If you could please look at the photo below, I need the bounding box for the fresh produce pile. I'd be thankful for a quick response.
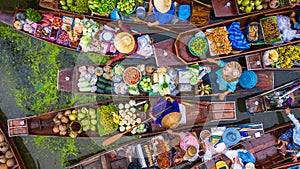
[191,6,210,25]
[77,65,113,93]
[198,83,211,96]
[79,18,101,52]
[26,8,42,23]
[117,0,136,16]
[263,49,278,65]
[52,109,82,137]
[139,76,152,92]
[0,133,17,168]
[77,107,97,132]
[260,17,281,44]
[59,0,89,14]
[117,100,143,133]
[97,104,119,136]
[88,0,116,14]
[247,24,260,42]
[237,0,280,13]
[205,27,232,55]
[276,45,300,68]
[188,37,208,56]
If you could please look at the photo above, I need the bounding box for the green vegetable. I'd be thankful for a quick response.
[26,8,42,23]
[189,37,208,56]
[96,82,107,89]
[96,88,105,93]
[77,81,90,88]
[117,0,136,16]
[88,0,116,14]
[98,76,108,84]
[62,6,69,10]
[79,86,92,92]
[60,0,66,5]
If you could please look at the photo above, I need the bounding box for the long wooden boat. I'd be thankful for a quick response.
[191,120,298,169]
[7,97,237,138]
[65,122,264,169]
[246,79,300,114]
[211,0,291,17]
[0,120,26,169]
[245,45,300,71]
[175,9,300,65]
[272,161,300,169]
[39,0,210,29]
[0,9,174,59]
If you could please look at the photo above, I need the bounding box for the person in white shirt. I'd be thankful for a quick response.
[277,107,300,162]
[224,149,256,169]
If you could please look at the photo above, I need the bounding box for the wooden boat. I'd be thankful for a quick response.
[272,161,300,169]
[246,79,300,114]
[0,120,26,169]
[7,97,237,138]
[211,0,291,17]
[175,9,300,65]
[39,0,210,29]
[0,9,174,59]
[57,62,274,98]
[245,47,300,71]
[191,120,298,169]
[65,122,264,169]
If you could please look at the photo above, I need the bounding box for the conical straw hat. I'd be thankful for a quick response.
[114,32,135,54]
[222,61,242,82]
[153,0,172,13]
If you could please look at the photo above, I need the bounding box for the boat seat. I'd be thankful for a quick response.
[29,119,42,130]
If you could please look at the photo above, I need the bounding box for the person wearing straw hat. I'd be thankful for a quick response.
[147,0,175,26]
[148,96,182,129]
[167,129,200,161]
[106,21,154,65]
[199,58,242,100]
[277,107,300,162]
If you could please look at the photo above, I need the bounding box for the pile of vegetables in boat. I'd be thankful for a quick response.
[0,133,17,168]
[88,0,116,15]
[52,109,83,138]
[77,107,97,132]
[97,104,119,136]
[59,0,89,14]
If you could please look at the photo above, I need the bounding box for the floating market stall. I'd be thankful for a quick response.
[0,120,26,169]
[39,0,211,28]
[7,98,237,138]
[0,9,172,59]
[57,63,274,97]
[65,123,264,169]
[175,9,300,65]
[211,0,292,17]
[246,79,300,114]
[245,45,300,70]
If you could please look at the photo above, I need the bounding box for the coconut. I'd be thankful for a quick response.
[59,124,67,131]
[64,110,72,116]
[57,112,63,119]
[52,126,59,134]
[0,164,7,169]
[59,130,67,136]
[0,134,5,142]
[5,151,13,159]
[61,116,69,124]
[6,159,15,167]
[0,143,9,153]
[0,156,6,164]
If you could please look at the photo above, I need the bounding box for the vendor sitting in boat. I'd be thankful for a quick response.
[148,96,181,129]
[147,0,175,27]
[199,58,242,100]
[224,148,256,169]
[277,107,300,162]
[106,21,153,65]
[167,129,200,162]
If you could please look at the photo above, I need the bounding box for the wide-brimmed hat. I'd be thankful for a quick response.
[114,32,135,54]
[222,61,242,82]
[222,128,241,147]
[161,112,182,129]
[153,0,172,13]
[245,162,256,169]
[185,145,197,159]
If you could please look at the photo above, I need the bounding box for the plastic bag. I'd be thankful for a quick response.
[136,35,153,58]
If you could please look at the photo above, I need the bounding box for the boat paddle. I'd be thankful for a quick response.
[102,105,173,146]
[129,17,179,34]
[193,0,213,9]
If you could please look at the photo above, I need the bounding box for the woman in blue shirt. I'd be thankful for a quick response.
[199,58,242,100]
[147,0,175,26]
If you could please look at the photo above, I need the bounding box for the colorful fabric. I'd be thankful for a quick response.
[152,98,180,126]
[153,1,175,25]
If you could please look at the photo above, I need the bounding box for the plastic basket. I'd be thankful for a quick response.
[188,36,208,57]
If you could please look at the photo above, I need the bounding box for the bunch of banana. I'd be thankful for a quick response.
[277,45,300,68]
[198,83,212,96]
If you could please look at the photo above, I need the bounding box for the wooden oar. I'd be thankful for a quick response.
[129,17,179,34]
[193,0,213,9]
[102,105,173,146]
